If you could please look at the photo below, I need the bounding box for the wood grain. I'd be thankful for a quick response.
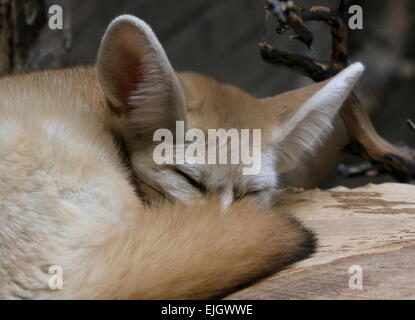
[227,183,415,300]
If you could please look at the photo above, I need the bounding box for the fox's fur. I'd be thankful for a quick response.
[0,15,364,299]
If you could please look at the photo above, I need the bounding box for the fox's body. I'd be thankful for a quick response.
[0,67,311,299]
[0,16,364,300]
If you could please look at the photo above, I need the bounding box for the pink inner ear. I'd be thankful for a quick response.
[109,60,144,116]
[106,35,146,115]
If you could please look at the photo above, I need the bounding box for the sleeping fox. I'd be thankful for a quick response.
[0,15,364,299]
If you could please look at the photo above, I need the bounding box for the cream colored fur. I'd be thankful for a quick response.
[0,15,364,300]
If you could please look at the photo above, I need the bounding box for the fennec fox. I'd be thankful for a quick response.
[0,15,364,299]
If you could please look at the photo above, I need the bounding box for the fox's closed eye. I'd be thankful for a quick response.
[234,189,263,202]
[247,190,262,196]
[173,167,207,193]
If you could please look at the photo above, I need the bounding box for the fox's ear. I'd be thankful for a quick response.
[97,15,186,138]
[263,63,365,173]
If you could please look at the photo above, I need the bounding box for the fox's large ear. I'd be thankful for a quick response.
[263,63,365,173]
[97,15,186,138]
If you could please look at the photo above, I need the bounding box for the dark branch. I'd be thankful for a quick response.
[259,42,336,82]
[261,0,415,183]
[263,0,348,75]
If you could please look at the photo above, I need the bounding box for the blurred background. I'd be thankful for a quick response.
[1,0,414,189]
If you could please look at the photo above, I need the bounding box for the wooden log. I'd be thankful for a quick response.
[227,183,415,300]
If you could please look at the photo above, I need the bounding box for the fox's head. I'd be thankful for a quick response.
[97,15,364,207]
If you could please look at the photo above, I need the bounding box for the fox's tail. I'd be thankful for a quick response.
[71,197,315,300]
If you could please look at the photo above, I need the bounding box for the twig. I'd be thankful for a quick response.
[259,42,336,82]
[261,0,415,182]
[266,0,314,49]
[263,0,347,75]
[408,119,415,132]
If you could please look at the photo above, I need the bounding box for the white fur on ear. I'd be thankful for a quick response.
[97,15,186,136]
[273,62,365,173]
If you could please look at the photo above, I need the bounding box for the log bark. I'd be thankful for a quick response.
[227,183,415,300]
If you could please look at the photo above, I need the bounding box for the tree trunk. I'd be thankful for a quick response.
[0,0,71,74]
